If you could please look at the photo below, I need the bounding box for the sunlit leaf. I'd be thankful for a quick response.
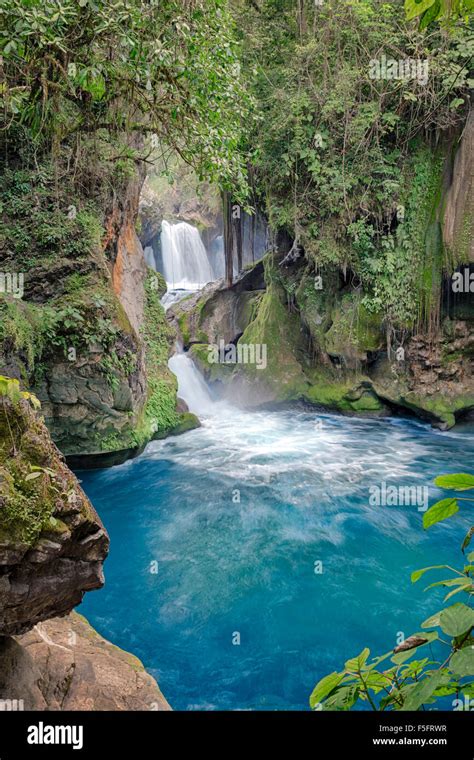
[411,565,448,583]
[400,671,444,711]
[423,498,458,529]
[434,474,474,491]
[309,671,345,709]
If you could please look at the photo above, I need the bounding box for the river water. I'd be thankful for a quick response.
[79,354,474,710]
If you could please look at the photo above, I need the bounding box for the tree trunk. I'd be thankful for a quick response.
[234,204,242,272]
[297,0,306,37]
[222,191,233,288]
[250,212,255,263]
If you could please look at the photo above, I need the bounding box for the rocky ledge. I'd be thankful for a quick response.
[0,612,170,710]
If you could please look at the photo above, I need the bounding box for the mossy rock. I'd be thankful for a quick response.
[323,293,384,364]
[189,343,236,384]
[304,370,386,415]
[0,392,88,546]
[295,269,336,345]
[168,412,201,436]
[238,283,308,401]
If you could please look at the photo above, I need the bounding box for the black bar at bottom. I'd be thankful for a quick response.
[0,710,471,757]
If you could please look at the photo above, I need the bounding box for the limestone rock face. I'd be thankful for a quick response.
[0,395,109,636]
[0,154,184,461]
[169,260,265,349]
[443,109,474,263]
[0,612,170,711]
[372,320,474,429]
[35,334,147,457]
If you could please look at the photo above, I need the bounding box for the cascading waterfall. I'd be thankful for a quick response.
[161,220,214,290]
[168,351,216,417]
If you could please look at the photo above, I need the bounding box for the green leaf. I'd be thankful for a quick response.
[369,651,393,669]
[309,671,345,709]
[321,685,360,711]
[405,0,437,21]
[462,527,474,554]
[391,649,417,665]
[344,648,370,672]
[450,646,474,677]
[411,565,448,583]
[419,0,442,28]
[0,375,21,403]
[444,583,473,602]
[439,604,474,637]
[434,473,474,491]
[461,683,474,698]
[400,671,444,711]
[421,610,443,629]
[423,498,458,529]
[360,671,391,695]
[425,577,469,590]
[24,472,42,481]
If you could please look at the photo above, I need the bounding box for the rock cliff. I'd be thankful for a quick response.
[0,149,196,464]
[0,382,170,709]
[0,383,108,636]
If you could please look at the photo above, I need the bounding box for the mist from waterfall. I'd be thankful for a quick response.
[161,220,214,290]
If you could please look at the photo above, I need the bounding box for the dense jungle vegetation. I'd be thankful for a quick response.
[0,0,472,712]
[1,0,472,347]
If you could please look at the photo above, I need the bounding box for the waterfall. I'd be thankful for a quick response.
[168,351,216,416]
[161,220,214,290]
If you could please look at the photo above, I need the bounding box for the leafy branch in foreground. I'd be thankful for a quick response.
[309,473,474,711]
[405,0,473,29]
[423,473,474,528]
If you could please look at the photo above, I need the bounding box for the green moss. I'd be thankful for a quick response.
[239,282,308,400]
[0,399,59,546]
[168,412,200,436]
[401,392,474,430]
[361,145,446,329]
[177,312,191,346]
[324,293,383,359]
[135,272,180,442]
[189,343,236,383]
[303,370,384,414]
[0,167,103,272]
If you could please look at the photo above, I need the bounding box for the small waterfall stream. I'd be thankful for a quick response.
[168,351,216,416]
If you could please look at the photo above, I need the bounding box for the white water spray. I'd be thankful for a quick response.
[161,220,214,290]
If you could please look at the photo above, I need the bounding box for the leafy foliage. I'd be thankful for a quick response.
[309,472,474,710]
[405,0,474,28]
[0,0,251,195]
[234,0,473,327]
[424,472,474,527]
